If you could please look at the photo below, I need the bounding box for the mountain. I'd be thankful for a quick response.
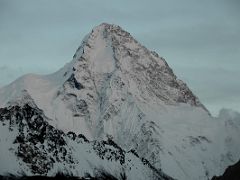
[0,23,240,180]
[0,23,208,135]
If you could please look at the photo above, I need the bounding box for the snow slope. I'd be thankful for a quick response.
[0,93,172,179]
[0,23,239,180]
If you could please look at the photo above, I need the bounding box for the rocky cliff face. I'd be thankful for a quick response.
[0,90,173,180]
[0,23,239,180]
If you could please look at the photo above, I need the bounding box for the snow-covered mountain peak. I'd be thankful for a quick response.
[60,23,207,112]
[87,22,132,42]
[1,23,240,180]
[0,23,209,136]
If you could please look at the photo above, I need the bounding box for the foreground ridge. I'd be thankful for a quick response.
[0,91,174,180]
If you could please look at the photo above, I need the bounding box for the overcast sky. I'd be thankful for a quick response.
[0,0,239,116]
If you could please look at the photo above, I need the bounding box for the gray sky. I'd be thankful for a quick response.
[0,0,239,116]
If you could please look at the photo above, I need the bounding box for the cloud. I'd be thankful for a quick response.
[0,66,8,71]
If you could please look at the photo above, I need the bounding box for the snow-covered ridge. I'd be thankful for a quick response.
[0,94,173,180]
